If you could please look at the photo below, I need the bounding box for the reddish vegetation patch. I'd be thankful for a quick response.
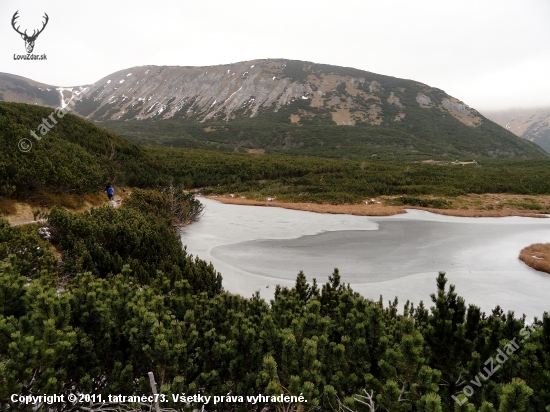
[331,109,356,126]
[414,208,548,218]
[207,193,550,219]
[519,243,550,274]
[207,196,405,216]
[0,198,17,216]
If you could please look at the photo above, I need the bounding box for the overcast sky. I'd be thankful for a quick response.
[1,0,549,111]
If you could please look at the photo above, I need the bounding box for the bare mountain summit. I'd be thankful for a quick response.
[1,60,547,159]
[69,59,484,127]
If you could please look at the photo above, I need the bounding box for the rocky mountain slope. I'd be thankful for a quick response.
[1,60,547,159]
[482,108,550,153]
[0,73,60,106]
[70,59,484,126]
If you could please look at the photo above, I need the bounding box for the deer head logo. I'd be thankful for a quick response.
[11,11,49,54]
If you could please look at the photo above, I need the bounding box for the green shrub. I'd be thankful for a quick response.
[392,196,453,209]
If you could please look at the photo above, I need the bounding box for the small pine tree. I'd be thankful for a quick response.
[498,378,533,412]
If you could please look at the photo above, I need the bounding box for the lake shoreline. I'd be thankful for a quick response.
[184,197,550,319]
[205,194,550,219]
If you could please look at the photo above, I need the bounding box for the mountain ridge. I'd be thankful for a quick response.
[71,59,485,126]
[1,59,547,159]
[0,60,490,125]
[482,107,550,153]
[0,72,60,107]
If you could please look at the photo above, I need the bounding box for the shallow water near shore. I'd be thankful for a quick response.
[181,198,550,319]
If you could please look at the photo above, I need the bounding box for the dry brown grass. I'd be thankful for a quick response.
[2,203,36,225]
[290,114,301,124]
[0,199,17,216]
[207,196,405,216]
[3,186,132,226]
[431,193,550,217]
[412,208,548,218]
[331,109,356,126]
[207,193,550,219]
[519,243,550,274]
[24,190,106,210]
[245,148,265,154]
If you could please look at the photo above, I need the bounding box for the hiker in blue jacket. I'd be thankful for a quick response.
[105,183,115,201]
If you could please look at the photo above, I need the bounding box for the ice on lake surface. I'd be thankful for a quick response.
[181,198,550,320]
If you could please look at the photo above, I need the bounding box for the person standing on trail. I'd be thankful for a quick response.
[105,183,115,201]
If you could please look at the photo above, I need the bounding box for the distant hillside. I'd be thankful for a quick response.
[70,59,550,160]
[1,60,548,160]
[4,101,550,210]
[482,107,550,153]
[0,102,165,198]
[0,73,62,107]
[71,60,485,125]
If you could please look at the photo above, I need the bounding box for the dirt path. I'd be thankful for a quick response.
[3,198,124,226]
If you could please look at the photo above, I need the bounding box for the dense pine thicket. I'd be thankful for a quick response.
[124,187,205,227]
[1,206,549,412]
[0,102,166,198]
[101,109,548,161]
[1,102,550,411]
[46,206,221,296]
[3,102,550,206]
[144,148,550,204]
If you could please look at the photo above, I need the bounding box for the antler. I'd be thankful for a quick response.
[11,11,49,40]
[11,11,27,37]
[30,13,49,39]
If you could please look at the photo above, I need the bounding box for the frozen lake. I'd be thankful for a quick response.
[181,198,550,319]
